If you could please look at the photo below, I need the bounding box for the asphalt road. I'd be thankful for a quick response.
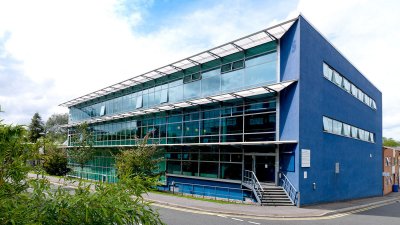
[156,201,400,225]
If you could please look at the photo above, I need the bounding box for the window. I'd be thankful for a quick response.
[221,69,244,92]
[343,78,351,92]
[369,133,375,143]
[358,90,365,102]
[343,124,351,137]
[183,72,202,84]
[232,60,244,70]
[221,64,232,73]
[323,63,333,81]
[184,80,201,99]
[323,116,333,132]
[244,59,276,87]
[324,63,377,110]
[371,100,377,109]
[333,71,342,86]
[100,105,106,116]
[201,72,220,97]
[332,120,342,135]
[160,89,168,103]
[323,116,374,143]
[358,129,365,141]
[136,95,143,109]
[351,84,358,97]
[364,95,371,106]
[221,60,244,74]
[351,126,358,138]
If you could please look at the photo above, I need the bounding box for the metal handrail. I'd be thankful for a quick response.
[242,170,264,204]
[280,173,298,205]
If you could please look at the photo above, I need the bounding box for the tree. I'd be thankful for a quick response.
[383,137,400,147]
[67,123,96,179]
[0,123,32,198]
[42,140,70,176]
[45,113,68,144]
[115,134,164,185]
[28,112,44,143]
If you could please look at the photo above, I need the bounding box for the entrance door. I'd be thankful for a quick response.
[255,156,275,183]
[243,155,275,183]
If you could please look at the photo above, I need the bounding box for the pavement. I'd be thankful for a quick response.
[28,173,400,219]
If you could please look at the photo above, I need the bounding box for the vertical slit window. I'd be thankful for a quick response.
[351,84,358,97]
[323,63,333,81]
[351,127,358,139]
[333,71,343,86]
[323,63,377,110]
[323,116,333,132]
[342,78,351,92]
[332,120,343,135]
[100,105,106,116]
[343,124,351,137]
[136,95,143,109]
[160,89,168,104]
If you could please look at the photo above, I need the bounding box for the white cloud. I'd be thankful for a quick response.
[1,0,398,140]
[289,0,400,139]
[0,0,292,125]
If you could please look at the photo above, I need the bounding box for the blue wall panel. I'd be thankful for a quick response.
[165,176,252,201]
[279,20,301,190]
[297,16,382,205]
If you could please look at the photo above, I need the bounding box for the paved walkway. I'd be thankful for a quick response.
[144,191,400,218]
[28,174,400,218]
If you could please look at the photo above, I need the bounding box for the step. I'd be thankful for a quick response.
[261,192,287,196]
[260,196,289,199]
[261,195,291,199]
[262,201,293,204]
[263,203,294,206]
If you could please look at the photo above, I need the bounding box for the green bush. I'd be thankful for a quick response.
[0,120,164,225]
[43,146,70,176]
[1,178,163,225]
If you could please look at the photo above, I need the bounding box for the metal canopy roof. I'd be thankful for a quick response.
[59,17,297,108]
[64,80,297,127]
[66,140,298,148]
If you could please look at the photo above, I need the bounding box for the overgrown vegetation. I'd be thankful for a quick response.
[0,114,164,224]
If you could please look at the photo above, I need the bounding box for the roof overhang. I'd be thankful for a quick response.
[59,17,297,108]
[65,140,298,148]
[64,80,297,128]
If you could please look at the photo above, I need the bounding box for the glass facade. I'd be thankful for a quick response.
[66,41,280,184]
[68,97,277,147]
[69,42,278,123]
[165,145,276,181]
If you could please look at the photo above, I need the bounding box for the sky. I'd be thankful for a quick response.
[0,0,399,139]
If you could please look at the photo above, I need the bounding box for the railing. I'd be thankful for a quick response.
[242,170,264,204]
[280,173,298,206]
[167,182,251,202]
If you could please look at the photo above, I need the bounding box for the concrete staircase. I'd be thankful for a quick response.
[259,183,293,206]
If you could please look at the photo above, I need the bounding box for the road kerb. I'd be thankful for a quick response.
[145,196,400,219]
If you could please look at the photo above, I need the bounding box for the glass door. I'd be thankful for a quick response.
[255,156,275,183]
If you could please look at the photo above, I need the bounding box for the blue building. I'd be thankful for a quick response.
[61,15,382,206]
